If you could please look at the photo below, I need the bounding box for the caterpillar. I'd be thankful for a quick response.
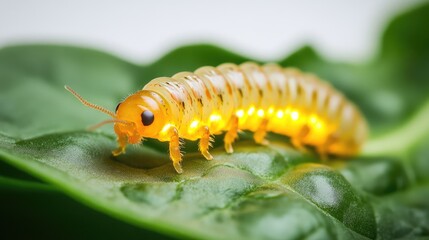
[65,62,368,173]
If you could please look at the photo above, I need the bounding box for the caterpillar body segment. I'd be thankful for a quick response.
[65,62,368,174]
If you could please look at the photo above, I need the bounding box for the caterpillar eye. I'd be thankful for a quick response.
[141,110,154,126]
[115,102,122,112]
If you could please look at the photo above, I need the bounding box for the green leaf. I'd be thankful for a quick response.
[1,3,429,239]
[0,175,172,239]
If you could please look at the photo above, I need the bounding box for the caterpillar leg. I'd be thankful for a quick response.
[112,134,127,156]
[168,127,183,174]
[316,134,338,161]
[254,119,269,145]
[199,126,213,160]
[291,125,310,153]
[224,115,239,153]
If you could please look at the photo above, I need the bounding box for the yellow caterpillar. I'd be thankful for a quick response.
[66,62,368,173]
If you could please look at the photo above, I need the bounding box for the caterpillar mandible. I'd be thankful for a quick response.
[65,62,368,173]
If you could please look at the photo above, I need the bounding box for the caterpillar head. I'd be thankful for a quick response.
[114,91,167,143]
[65,86,167,148]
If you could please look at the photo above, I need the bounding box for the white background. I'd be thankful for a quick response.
[0,0,424,63]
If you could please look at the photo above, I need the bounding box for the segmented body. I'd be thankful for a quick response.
[141,62,367,156]
[66,62,368,174]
